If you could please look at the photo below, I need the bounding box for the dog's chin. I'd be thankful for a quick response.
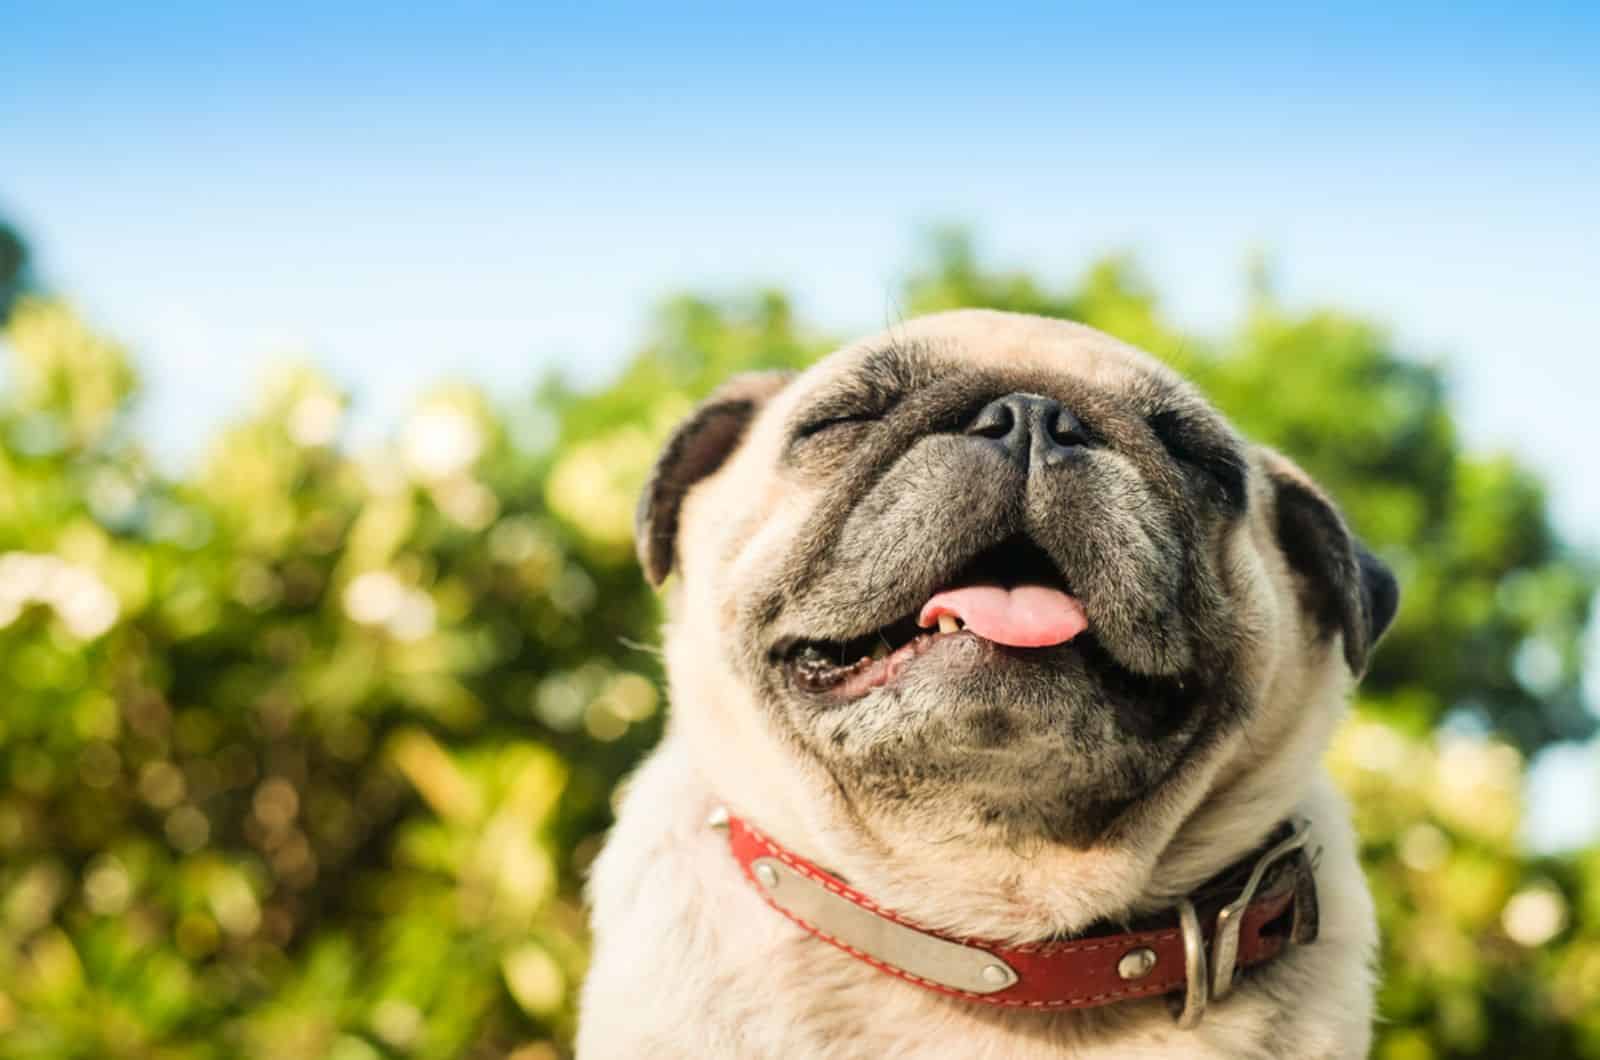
[768,631,1214,849]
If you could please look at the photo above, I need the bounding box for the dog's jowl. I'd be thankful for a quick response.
[579,310,1396,1059]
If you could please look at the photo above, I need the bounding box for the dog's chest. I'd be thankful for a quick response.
[581,752,1367,1059]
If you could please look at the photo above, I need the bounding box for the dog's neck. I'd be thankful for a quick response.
[674,686,1338,947]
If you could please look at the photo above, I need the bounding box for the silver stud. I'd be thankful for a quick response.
[981,964,1011,986]
[1118,947,1158,980]
[754,862,780,888]
[705,805,730,831]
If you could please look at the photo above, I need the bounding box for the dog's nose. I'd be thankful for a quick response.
[965,392,1088,467]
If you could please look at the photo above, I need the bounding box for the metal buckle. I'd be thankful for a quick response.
[1208,816,1313,1003]
[1174,897,1208,1028]
[1173,816,1313,1028]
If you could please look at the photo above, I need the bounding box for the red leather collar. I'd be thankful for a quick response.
[719,809,1318,1023]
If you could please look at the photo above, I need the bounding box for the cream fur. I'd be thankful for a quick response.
[579,311,1378,1058]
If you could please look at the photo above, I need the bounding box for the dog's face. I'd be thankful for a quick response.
[639,310,1396,851]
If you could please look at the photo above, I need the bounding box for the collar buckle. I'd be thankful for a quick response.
[1173,815,1315,1027]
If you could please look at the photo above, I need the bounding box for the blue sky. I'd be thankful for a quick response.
[4,3,1599,845]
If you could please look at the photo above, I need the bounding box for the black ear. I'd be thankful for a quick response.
[635,372,792,586]
[1266,455,1399,675]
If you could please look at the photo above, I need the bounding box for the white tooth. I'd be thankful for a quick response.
[938,614,960,634]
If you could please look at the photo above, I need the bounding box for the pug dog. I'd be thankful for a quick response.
[578,309,1397,1059]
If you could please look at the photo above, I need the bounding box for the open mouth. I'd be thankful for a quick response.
[777,534,1089,697]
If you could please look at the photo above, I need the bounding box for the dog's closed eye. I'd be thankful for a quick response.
[1146,408,1249,512]
[795,408,885,439]
[789,342,937,445]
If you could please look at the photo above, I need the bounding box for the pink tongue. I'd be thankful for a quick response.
[919,585,1088,648]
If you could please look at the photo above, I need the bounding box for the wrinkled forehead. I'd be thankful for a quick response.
[794,309,1185,403]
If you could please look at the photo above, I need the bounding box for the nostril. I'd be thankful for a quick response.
[967,402,1016,440]
[1047,409,1089,448]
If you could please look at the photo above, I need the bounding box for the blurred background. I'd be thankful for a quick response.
[2,4,1598,1057]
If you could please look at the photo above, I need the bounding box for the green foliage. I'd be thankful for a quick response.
[0,224,1595,1058]
[0,222,27,320]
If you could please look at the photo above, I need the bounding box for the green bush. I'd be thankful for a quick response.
[0,222,1594,1058]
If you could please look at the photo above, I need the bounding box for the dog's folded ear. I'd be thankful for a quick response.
[636,372,793,586]
[1263,451,1399,675]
